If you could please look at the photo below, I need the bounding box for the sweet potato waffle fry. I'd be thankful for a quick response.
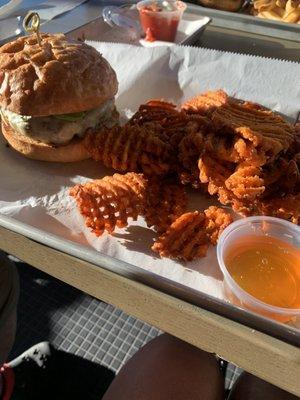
[198,154,234,196]
[129,99,210,147]
[180,90,299,222]
[182,90,229,115]
[182,90,295,165]
[263,157,300,196]
[197,157,249,215]
[211,101,295,162]
[204,206,233,245]
[152,211,209,261]
[152,207,232,261]
[144,179,188,233]
[70,172,147,236]
[198,153,299,212]
[129,100,179,125]
[85,125,175,176]
[166,114,210,148]
[225,164,265,201]
[198,154,265,213]
[256,193,300,224]
[294,153,300,169]
[178,131,205,187]
[71,89,299,267]
[204,133,267,166]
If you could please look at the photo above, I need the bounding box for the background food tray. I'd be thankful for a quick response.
[42,2,300,43]
[186,3,300,42]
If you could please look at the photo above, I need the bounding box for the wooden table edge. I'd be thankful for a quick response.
[0,226,299,396]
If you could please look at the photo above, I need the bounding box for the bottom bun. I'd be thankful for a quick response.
[1,120,91,163]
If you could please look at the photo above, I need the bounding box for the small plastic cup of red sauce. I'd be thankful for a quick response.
[137,0,187,42]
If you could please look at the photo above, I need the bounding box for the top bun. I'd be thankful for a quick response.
[0,34,118,116]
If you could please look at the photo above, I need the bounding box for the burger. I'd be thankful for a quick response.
[0,33,118,162]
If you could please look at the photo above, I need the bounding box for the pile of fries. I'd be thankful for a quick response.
[182,90,299,219]
[70,89,299,262]
[253,0,300,23]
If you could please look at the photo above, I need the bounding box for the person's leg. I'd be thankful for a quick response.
[103,333,225,400]
[0,342,114,400]
[228,372,299,400]
[0,252,19,365]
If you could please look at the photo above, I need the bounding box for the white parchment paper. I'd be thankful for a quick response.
[0,43,299,310]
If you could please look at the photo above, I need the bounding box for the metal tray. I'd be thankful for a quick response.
[186,3,300,42]
[0,4,299,348]
[63,2,300,43]
[65,10,211,47]
[0,213,299,347]
[1,1,298,46]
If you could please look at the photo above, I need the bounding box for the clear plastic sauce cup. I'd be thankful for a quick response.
[137,0,187,42]
[217,216,300,323]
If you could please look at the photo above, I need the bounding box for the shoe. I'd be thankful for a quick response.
[1,342,115,400]
[218,358,228,379]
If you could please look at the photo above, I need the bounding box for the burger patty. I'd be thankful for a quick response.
[0,99,116,145]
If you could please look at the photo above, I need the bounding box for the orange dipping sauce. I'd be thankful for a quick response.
[137,1,186,42]
[225,235,300,310]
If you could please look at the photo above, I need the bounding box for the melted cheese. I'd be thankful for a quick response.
[1,99,115,145]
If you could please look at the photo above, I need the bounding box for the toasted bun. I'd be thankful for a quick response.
[198,0,242,11]
[1,120,90,162]
[0,34,118,116]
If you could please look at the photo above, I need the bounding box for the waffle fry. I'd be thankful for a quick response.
[204,132,267,166]
[198,154,253,214]
[129,100,210,147]
[152,207,232,261]
[204,133,241,163]
[180,91,300,220]
[294,152,300,168]
[178,131,205,187]
[263,157,300,196]
[211,101,295,161]
[85,125,175,176]
[70,90,300,266]
[129,100,178,125]
[178,171,205,189]
[204,206,233,245]
[165,114,210,147]
[256,193,300,224]
[225,163,265,201]
[182,90,294,165]
[198,154,234,196]
[144,179,188,233]
[152,211,209,261]
[280,159,300,191]
[182,90,229,115]
[179,131,205,167]
[70,173,148,236]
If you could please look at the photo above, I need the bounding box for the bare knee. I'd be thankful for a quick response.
[103,334,224,400]
[229,372,299,400]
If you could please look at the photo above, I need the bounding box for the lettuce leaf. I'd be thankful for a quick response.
[54,111,86,122]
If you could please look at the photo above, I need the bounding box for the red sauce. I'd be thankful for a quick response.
[145,27,156,42]
[139,6,180,42]
[144,4,163,12]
